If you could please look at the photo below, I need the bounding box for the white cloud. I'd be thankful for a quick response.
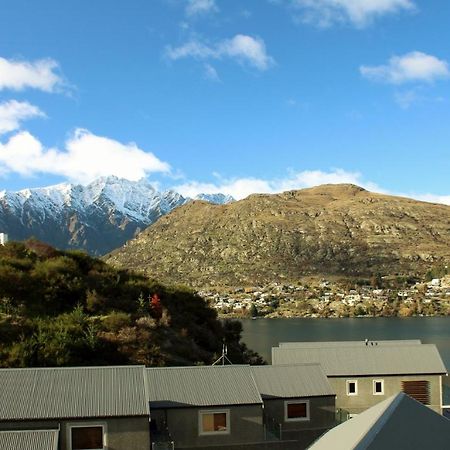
[0,129,170,183]
[186,0,218,16]
[0,100,46,135]
[0,57,65,92]
[361,51,450,84]
[166,34,274,71]
[174,169,383,200]
[283,0,415,28]
[410,193,450,206]
[175,169,450,207]
[204,63,220,81]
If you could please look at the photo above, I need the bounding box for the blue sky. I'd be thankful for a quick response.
[0,0,450,202]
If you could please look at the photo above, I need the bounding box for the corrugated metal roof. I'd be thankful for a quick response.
[279,340,422,348]
[272,344,447,376]
[0,366,149,420]
[308,393,450,450]
[251,364,335,399]
[0,430,58,450]
[146,365,263,408]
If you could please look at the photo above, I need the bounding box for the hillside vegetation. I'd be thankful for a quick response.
[106,184,450,287]
[0,239,262,368]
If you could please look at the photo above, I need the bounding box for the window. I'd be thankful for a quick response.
[402,380,430,405]
[373,379,384,395]
[346,380,358,396]
[284,400,310,422]
[199,410,230,435]
[68,424,106,450]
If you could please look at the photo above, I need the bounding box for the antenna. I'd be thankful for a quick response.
[212,340,233,366]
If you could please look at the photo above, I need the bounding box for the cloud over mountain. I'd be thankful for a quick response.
[0,129,170,183]
[0,100,46,135]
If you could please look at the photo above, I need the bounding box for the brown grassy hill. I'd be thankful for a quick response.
[105,184,450,287]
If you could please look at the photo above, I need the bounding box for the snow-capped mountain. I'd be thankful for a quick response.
[0,176,233,255]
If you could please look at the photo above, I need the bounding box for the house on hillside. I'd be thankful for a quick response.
[272,340,447,417]
[0,233,8,246]
[0,366,151,450]
[308,392,450,450]
[251,364,335,448]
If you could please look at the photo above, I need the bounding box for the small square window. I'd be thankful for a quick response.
[71,426,104,450]
[346,380,358,396]
[285,401,310,422]
[199,410,230,435]
[373,380,384,395]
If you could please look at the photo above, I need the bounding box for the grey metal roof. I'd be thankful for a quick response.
[0,430,58,450]
[146,365,263,408]
[251,364,335,399]
[308,393,450,450]
[279,340,422,348]
[272,344,447,376]
[0,366,149,420]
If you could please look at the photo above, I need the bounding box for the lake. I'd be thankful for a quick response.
[240,317,450,373]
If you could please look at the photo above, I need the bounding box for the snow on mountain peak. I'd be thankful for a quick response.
[0,177,233,225]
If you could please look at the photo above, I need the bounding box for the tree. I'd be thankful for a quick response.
[150,294,163,321]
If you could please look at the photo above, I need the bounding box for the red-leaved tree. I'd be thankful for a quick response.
[150,293,163,321]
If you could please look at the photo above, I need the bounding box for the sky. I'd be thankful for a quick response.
[0,0,450,203]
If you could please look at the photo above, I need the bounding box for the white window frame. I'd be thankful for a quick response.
[373,379,384,395]
[198,409,230,436]
[67,422,107,450]
[284,400,310,422]
[346,380,358,396]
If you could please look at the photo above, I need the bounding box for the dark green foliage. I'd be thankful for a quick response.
[0,239,263,368]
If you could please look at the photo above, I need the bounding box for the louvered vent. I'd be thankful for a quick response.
[401,380,430,405]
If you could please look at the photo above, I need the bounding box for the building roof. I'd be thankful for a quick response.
[146,365,263,408]
[308,393,450,450]
[0,430,59,450]
[272,344,447,376]
[251,364,335,399]
[0,366,149,421]
[278,340,422,348]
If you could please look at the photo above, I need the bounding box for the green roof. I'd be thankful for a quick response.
[0,430,58,450]
[272,344,447,376]
[308,393,450,450]
[0,366,149,420]
[146,365,263,408]
[251,364,335,399]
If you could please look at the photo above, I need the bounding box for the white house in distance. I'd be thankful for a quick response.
[0,233,8,246]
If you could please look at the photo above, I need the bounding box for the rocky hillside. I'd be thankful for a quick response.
[106,184,450,287]
[0,176,232,255]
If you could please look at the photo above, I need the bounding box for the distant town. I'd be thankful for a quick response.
[201,275,450,319]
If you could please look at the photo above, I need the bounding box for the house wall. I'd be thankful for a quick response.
[330,374,442,414]
[153,404,264,448]
[0,417,150,450]
[262,396,335,449]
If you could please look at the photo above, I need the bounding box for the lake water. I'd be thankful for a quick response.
[240,317,450,374]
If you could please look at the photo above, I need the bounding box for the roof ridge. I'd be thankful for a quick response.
[146,364,251,371]
[0,365,146,372]
[354,393,407,449]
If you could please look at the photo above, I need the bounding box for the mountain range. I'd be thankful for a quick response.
[0,176,233,255]
[106,184,450,287]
